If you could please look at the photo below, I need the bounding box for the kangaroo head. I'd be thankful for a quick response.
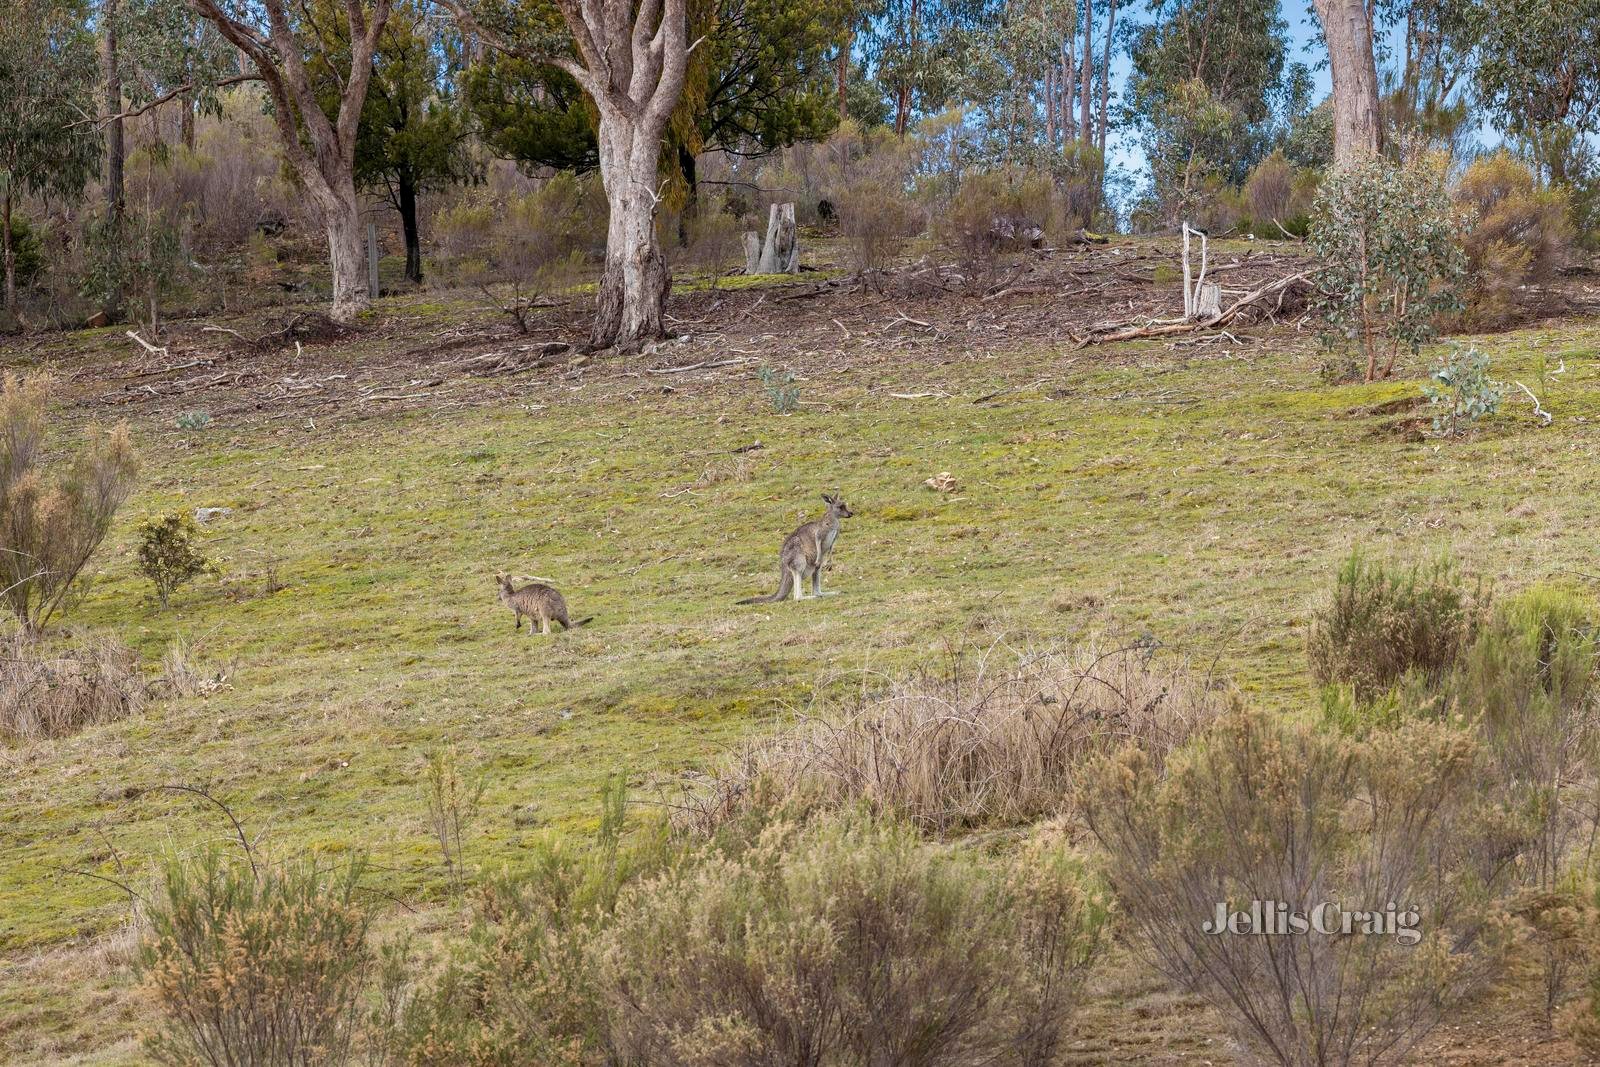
[823,492,854,519]
[494,572,512,591]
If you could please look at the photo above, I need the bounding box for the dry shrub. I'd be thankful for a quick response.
[934,169,1049,288]
[1081,709,1515,1067]
[139,849,374,1067]
[679,196,743,289]
[1307,551,1482,704]
[159,634,230,699]
[0,374,139,631]
[0,627,143,742]
[679,642,1228,835]
[1456,151,1573,326]
[1245,150,1295,225]
[599,816,1107,1067]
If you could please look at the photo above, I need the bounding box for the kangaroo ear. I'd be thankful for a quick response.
[823,492,836,504]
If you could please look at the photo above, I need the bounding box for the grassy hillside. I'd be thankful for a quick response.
[3,286,1598,1062]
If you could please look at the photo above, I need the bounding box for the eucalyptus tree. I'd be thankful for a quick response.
[0,0,102,322]
[185,0,395,323]
[440,0,694,352]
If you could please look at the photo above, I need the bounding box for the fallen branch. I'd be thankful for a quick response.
[124,330,168,357]
[1511,380,1554,425]
[645,357,750,375]
[1081,271,1310,346]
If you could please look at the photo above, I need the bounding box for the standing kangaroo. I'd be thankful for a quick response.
[737,493,855,604]
[495,574,592,635]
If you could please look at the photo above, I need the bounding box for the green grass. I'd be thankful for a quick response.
[3,312,1600,1061]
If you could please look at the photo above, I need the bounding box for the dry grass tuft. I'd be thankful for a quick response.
[159,634,232,699]
[677,641,1229,835]
[0,628,145,742]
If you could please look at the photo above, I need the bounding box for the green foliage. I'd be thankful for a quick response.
[1125,0,1302,221]
[0,0,101,316]
[1467,0,1600,158]
[1422,344,1502,437]
[1311,157,1467,382]
[174,410,212,431]
[756,364,801,414]
[136,513,211,610]
[3,214,44,287]
[1307,551,1481,703]
[139,848,374,1067]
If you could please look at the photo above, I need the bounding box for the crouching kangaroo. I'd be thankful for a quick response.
[738,493,855,604]
[496,573,593,635]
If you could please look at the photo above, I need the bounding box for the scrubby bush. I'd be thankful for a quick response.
[1455,151,1573,326]
[1422,343,1502,437]
[0,627,143,742]
[435,171,599,333]
[1307,552,1481,704]
[139,849,374,1067]
[934,169,1048,288]
[680,642,1227,835]
[1463,586,1600,887]
[137,513,211,609]
[1311,156,1467,381]
[680,197,743,289]
[1081,709,1513,1067]
[391,778,667,1064]
[600,816,1106,1067]
[1244,151,1295,226]
[0,374,139,632]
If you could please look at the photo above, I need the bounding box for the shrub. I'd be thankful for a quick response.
[679,642,1227,835]
[392,778,670,1064]
[1310,156,1467,381]
[680,197,743,290]
[1244,150,1295,225]
[755,364,800,414]
[933,169,1047,289]
[435,172,597,333]
[139,849,374,1067]
[1422,343,1503,437]
[599,815,1106,1067]
[1462,586,1600,888]
[0,374,139,631]
[5,213,45,289]
[1080,709,1513,1067]
[1455,151,1573,326]
[1307,552,1481,703]
[137,513,211,609]
[0,627,143,742]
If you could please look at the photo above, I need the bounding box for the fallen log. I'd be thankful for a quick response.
[1079,270,1310,346]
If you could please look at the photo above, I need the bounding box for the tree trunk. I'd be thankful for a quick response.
[677,142,698,245]
[836,30,850,121]
[180,93,196,150]
[1312,0,1382,165]
[1061,42,1075,142]
[1045,66,1056,145]
[2,194,16,321]
[591,124,670,352]
[398,170,422,284]
[101,0,125,321]
[1079,0,1093,144]
[1097,0,1116,151]
[315,180,368,323]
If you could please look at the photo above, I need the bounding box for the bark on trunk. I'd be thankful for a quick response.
[836,30,850,121]
[1097,0,1116,151]
[398,170,422,284]
[590,126,670,352]
[101,0,125,321]
[2,195,16,321]
[309,177,368,322]
[180,93,196,150]
[677,142,697,245]
[1312,0,1382,165]
[1079,0,1093,144]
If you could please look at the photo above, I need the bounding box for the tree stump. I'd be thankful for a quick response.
[757,203,800,274]
[742,231,763,275]
[1194,282,1222,320]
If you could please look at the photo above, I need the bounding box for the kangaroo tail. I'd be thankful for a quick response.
[568,616,595,629]
[737,568,791,605]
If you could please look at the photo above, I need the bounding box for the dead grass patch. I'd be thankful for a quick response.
[676,640,1230,835]
[0,628,145,743]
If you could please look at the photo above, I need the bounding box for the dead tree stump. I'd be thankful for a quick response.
[742,231,763,275]
[757,203,799,274]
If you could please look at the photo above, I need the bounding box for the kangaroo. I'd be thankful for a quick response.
[737,493,855,604]
[495,573,592,635]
